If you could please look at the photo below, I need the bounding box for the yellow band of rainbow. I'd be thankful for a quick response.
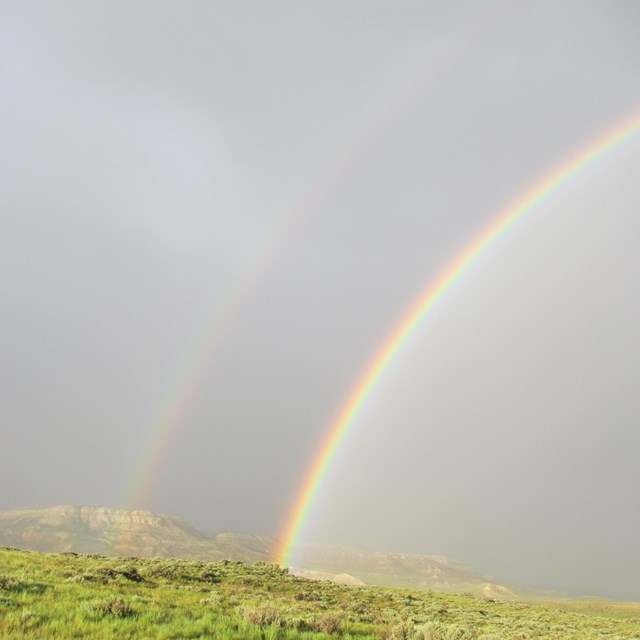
[275,112,640,566]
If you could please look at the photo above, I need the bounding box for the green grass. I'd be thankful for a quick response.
[0,546,638,639]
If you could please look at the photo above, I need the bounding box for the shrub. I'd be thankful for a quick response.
[388,619,416,640]
[415,621,477,640]
[95,567,118,579]
[200,593,222,606]
[200,566,221,583]
[0,575,22,591]
[148,561,184,580]
[67,573,105,584]
[239,604,283,626]
[283,616,306,630]
[0,575,45,593]
[309,612,344,633]
[91,596,134,617]
[114,564,144,582]
[389,620,478,640]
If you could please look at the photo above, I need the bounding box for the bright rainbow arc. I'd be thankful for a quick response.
[275,112,640,567]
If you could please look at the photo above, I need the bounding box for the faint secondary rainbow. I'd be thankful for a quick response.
[121,2,506,512]
[275,111,640,567]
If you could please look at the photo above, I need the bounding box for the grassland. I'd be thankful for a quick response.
[0,546,639,639]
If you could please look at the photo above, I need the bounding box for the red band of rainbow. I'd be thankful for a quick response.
[275,112,640,566]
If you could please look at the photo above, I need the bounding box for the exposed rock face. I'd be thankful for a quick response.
[0,505,269,560]
[294,543,486,591]
[289,567,365,585]
[482,583,519,600]
[0,505,513,597]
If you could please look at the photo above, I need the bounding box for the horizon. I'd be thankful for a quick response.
[0,502,635,603]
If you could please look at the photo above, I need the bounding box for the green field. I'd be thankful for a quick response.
[0,546,638,639]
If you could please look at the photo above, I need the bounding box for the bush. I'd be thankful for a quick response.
[0,575,22,591]
[91,596,134,617]
[416,621,477,640]
[388,619,415,640]
[200,566,221,583]
[148,561,185,580]
[239,604,283,626]
[389,620,477,640]
[309,612,344,633]
[200,593,222,606]
[0,575,45,593]
[94,567,118,579]
[114,564,144,582]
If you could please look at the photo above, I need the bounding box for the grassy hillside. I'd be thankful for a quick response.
[0,506,502,594]
[1,546,639,639]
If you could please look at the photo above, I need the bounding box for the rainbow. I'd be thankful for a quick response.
[121,2,502,511]
[274,112,640,567]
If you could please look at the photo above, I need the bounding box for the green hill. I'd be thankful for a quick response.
[1,546,639,639]
[0,505,507,596]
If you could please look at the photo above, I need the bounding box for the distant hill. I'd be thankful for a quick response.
[291,543,512,596]
[0,505,515,597]
[0,505,273,562]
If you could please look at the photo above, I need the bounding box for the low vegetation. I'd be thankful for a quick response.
[0,546,638,639]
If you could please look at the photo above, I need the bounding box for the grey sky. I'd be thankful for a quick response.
[2,1,640,600]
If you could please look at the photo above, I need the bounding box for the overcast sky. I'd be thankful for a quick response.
[2,1,640,601]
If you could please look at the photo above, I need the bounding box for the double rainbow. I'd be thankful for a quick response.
[275,112,640,566]
[122,1,503,512]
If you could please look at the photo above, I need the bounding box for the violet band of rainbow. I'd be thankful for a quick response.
[275,111,640,567]
[120,1,502,515]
